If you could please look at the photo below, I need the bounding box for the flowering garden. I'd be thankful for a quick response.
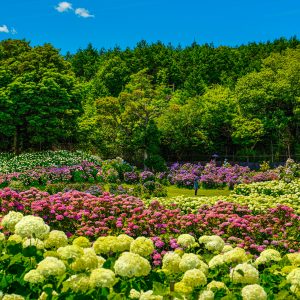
[0,151,299,299]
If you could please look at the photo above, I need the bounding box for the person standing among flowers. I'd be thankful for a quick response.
[193,177,199,195]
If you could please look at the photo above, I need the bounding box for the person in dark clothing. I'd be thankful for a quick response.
[193,177,199,195]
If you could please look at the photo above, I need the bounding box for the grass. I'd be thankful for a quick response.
[166,185,231,198]
[11,182,231,199]
[118,183,231,198]
[96,183,232,199]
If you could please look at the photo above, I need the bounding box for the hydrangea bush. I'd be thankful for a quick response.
[168,161,278,189]
[0,150,102,174]
[0,188,299,254]
[0,215,299,299]
[156,178,300,213]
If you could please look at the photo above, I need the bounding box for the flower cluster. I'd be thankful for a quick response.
[0,161,101,187]
[0,150,102,174]
[1,188,299,254]
[168,160,278,189]
[0,213,298,299]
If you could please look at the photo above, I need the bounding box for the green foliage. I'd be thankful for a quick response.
[2,38,300,161]
[7,180,25,192]
[0,216,297,299]
[0,40,83,153]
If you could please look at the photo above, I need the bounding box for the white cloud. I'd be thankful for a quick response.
[0,25,9,33]
[11,28,17,35]
[55,2,73,13]
[75,8,94,18]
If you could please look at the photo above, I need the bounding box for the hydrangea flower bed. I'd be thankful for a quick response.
[168,161,278,189]
[0,161,101,187]
[0,151,282,191]
[156,179,300,214]
[0,188,299,255]
[157,193,300,214]
[234,179,300,197]
[0,150,102,174]
[0,212,299,299]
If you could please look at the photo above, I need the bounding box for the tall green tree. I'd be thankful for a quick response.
[0,41,82,153]
[91,56,130,97]
[235,47,300,158]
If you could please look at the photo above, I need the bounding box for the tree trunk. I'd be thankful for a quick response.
[13,128,18,155]
[287,143,291,159]
[271,140,274,163]
[143,148,148,170]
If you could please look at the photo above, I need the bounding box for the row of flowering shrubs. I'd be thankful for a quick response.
[0,211,299,299]
[234,179,300,197]
[0,150,282,191]
[168,161,279,189]
[0,188,299,254]
[0,150,102,173]
[157,192,300,215]
[156,178,300,213]
[0,154,168,197]
[0,161,101,188]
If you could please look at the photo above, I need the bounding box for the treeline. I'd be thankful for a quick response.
[1,37,300,168]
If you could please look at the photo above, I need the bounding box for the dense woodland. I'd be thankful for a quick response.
[1,37,300,168]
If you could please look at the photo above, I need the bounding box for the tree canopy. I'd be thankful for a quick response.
[1,37,300,165]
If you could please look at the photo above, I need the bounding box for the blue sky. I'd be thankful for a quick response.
[0,0,300,53]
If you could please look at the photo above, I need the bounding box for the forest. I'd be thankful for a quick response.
[0,37,300,168]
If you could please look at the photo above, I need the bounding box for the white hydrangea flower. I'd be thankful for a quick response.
[162,251,182,273]
[38,290,58,300]
[199,235,224,253]
[174,281,193,294]
[116,234,134,252]
[198,260,209,276]
[83,247,96,255]
[290,284,300,298]
[241,284,267,300]
[23,238,44,250]
[93,236,118,254]
[2,294,25,300]
[179,253,202,272]
[207,280,228,291]
[255,249,281,265]
[223,247,248,264]
[0,232,5,242]
[14,215,49,240]
[8,234,23,244]
[208,254,225,268]
[57,245,84,260]
[70,248,99,272]
[130,237,154,257]
[44,230,68,249]
[182,269,207,288]
[287,253,300,266]
[37,256,66,277]
[97,255,106,268]
[1,211,24,232]
[89,268,117,288]
[24,270,45,284]
[129,289,141,299]
[72,236,91,248]
[222,245,234,253]
[286,268,300,285]
[139,290,163,300]
[114,252,151,277]
[63,274,90,293]
[198,290,214,300]
[177,234,196,248]
[230,263,259,284]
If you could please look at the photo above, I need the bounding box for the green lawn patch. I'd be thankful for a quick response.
[166,185,231,198]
